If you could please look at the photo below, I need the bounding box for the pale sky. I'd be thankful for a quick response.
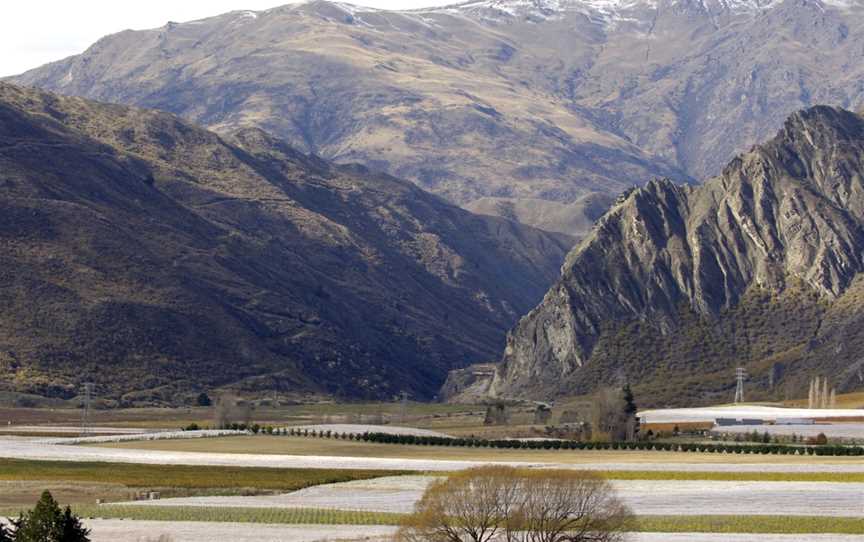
[0,1,454,77]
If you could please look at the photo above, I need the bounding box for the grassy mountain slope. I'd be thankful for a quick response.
[0,83,571,404]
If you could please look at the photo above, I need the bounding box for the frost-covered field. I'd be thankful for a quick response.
[118,476,864,517]
[0,425,152,435]
[78,520,396,542]
[71,520,864,542]
[1,437,863,473]
[640,405,864,423]
[37,430,245,445]
[712,424,864,440]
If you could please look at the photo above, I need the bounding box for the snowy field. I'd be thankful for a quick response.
[119,476,864,517]
[80,520,395,542]
[2,437,863,473]
[286,424,449,438]
[640,405,864,423]
[70,520,864,542]
[712,423,864,440]
[37,429,245,445]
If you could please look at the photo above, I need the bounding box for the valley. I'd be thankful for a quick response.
[2,1,864,541]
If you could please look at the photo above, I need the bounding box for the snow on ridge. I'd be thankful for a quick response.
[332,2,383,15]
[422,0,860,20]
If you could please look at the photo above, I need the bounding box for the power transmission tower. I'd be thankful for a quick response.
[399,391,409,424]
[80,382,94,437]
[734,368,746,404]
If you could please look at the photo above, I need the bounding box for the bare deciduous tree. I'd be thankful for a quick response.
[397,467,632,542]
[590,387,629,442]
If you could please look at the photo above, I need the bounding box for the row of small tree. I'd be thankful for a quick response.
[0,491,89,542]
[352,431,861,454]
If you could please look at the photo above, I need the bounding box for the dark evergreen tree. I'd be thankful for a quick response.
[12,491,90,542]
[622,383,640,440]
[59,507,90,542]
[196,392,212,407]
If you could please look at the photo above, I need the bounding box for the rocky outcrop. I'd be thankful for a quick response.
[0,83,571,404]
[491,106,864,405]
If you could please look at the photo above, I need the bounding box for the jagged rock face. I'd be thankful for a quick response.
[0,83,571,404]
[491,106,864,404]
[19,0,864,235]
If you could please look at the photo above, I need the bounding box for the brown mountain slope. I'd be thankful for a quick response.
[12,0,864,236]
[8,0,693,236]
[490,106,864,406]
[0,83,571,404]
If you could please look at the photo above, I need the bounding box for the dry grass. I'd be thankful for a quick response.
[0,480,130,509]
[784,391,864,409]
[93,436,864,465]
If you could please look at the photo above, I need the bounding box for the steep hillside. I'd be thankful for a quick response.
[0,83,571,404]
[12,0,864,235]
[490,106,864,406]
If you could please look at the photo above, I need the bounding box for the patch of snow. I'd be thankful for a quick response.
[332,2,382,15]
[420,0,837,25]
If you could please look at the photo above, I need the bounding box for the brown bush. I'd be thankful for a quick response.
[397,466,632,542]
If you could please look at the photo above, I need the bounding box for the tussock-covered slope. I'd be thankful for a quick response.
[0,83,571,404]
[13,0,864,236]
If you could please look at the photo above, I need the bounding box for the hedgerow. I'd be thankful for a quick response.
[280,428,863,456]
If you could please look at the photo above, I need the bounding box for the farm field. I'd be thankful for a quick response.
[35,520,864,542]
[116,475,864,517]
[0,402,486,430]
[91,435,864,468]
[0,456,408,508]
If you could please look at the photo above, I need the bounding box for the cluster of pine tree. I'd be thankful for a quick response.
[0,491,89,542]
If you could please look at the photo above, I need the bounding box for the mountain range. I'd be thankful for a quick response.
[490,105,864,405]
[6,0,864,405]
[0,83,569,404]
[15,0,864,235]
